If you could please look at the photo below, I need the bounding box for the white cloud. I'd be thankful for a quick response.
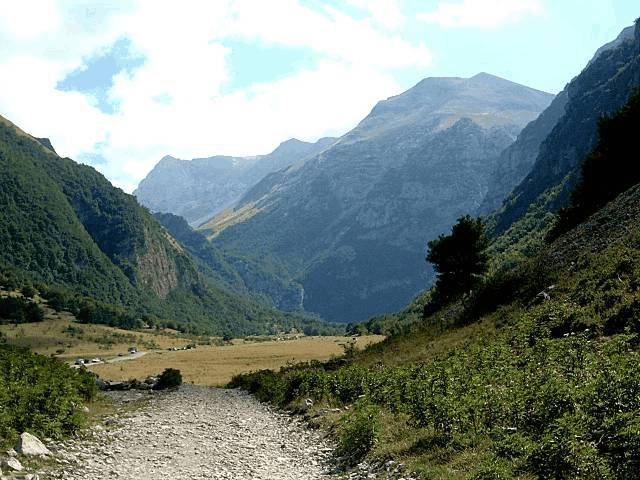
[417,0,544,29]
[0,0,431,192]
[221,0,429,69]
[344,0,406,30]
[0,0,61,40]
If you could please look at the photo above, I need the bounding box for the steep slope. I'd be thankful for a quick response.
[480,24,638,216]
[135,137,336,225]
[231,94,640,477]
[0,115,320,335]
[154,212,305,311]
[479,89,569,214]
[204,74,553,322]
[492,20,640,234]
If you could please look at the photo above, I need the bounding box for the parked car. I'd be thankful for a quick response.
[128,346,138,354]
[74,358,85,366]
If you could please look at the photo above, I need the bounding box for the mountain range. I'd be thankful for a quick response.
[135,137,336,226]
[189,73,554,322]
[3,21,638,333]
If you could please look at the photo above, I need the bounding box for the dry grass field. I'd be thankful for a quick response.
[0,314,384,386]
[0,314,196,359]
[89,335,383,386]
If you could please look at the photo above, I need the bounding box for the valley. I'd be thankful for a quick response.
[0,313,382,386]
[0,7,639,480]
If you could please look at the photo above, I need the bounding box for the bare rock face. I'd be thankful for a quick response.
[16,432,51,457]
[136,230,179,298]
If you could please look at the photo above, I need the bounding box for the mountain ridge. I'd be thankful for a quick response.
[135,136,336,226]
[492,20,640,234]
[202,73,553,322]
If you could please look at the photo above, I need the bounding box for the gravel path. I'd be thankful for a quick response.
[104,351,147,363]
[46,386,337,480]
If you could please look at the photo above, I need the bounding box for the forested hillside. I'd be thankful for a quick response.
[492,20,640,235]
[0,115,331,336]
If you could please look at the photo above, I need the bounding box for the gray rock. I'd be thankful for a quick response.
[298,398,313,413]
[3,456,23,471]
[136,138,337,226]
[16,432,51,456]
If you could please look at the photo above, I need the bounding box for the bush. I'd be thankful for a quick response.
[20,285,37,298]
[336,401,381,463]
[229,369,287,404]
[0,344,96,440]
[154,368,183,390]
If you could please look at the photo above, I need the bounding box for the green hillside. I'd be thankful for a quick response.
[0,115,331,336]
[230,89,640,478]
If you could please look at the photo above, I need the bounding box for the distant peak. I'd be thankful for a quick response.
[270,138,311,156]
[471,72,502,81]
[276,138,307,149]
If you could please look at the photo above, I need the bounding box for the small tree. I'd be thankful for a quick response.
[154,368,183,390]
[427,215,489,303]
[20,285,37,298]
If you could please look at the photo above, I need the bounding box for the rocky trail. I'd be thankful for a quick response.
[43,386,339,480]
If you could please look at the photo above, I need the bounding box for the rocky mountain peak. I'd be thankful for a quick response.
[588,24,636,65]
[208,74,554,322]
[339,73,553,146]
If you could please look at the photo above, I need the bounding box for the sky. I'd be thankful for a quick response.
[0,1,637,192]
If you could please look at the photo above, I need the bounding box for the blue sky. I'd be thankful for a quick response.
[0,1,637,191]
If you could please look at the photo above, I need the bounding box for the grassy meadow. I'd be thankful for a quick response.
[88,335,382,386]
[0,308,383,386]
[0,312,196,358]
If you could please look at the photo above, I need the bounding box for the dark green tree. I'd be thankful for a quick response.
[426,215,489,303]
[20,285,37,298]
[550,89,640,239]
[155,368,183,390]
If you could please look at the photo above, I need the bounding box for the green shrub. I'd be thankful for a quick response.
[20,285,37,298]
[0,344,96,440]
[468,458,515,480]
[154,368,183,390]
[336,401,381,463]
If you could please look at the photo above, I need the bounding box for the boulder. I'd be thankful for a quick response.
[298,398,313,413]
[15,432,51,456]
[2,456,23,471]
[5,449,16,457]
